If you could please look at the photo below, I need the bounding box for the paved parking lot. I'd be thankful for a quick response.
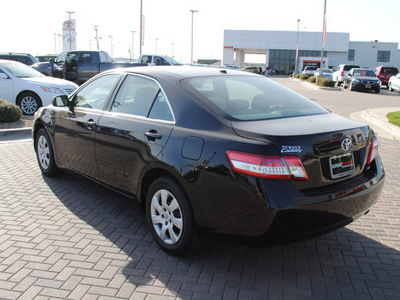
[1,78,400,299]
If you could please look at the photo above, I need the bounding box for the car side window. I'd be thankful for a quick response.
[71,74,121,110]
[111,75,173,121]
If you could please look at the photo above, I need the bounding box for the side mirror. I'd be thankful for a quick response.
[52,95,69,107]
[49,58,54,64]
[0,73,8,79]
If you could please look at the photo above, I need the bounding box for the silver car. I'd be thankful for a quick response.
[314,68,333,80]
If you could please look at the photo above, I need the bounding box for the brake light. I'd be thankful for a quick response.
[226,150,308,181]
[341,71,344,76]
[367,137,379,165]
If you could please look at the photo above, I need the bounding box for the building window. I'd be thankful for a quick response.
[348,49,355,61]
[377,51,390,63]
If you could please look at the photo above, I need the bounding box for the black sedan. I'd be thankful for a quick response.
[33,66,385,255]
[343,68,381,93]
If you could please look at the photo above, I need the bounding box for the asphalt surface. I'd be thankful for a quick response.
[1,78,400,299]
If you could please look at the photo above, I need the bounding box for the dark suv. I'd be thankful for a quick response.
[0,53,39,66]
[375,66,398,87]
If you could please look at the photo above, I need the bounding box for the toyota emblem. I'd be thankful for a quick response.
[341,138,352,151]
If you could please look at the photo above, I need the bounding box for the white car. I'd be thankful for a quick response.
[332,64,360,86]
[0,59,78,115]
[388,72,400,92]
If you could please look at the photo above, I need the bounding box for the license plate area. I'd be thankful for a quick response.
[365,84,371,89]
[329,153,355,179]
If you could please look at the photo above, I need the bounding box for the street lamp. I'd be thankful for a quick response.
[190,10,199,63]
[295,18,301,75]
[171,42,175,58]
[66,11,75,51]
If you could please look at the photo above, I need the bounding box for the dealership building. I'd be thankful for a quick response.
[223,30,400,74]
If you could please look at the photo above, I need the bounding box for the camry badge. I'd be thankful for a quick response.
[341,138,352,151]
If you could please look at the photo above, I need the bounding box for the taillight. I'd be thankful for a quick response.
[367,137,379,165]
[341,71,344,76]
[226,150,308,181]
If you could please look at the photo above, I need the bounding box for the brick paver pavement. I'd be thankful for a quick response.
[1,81,400,299]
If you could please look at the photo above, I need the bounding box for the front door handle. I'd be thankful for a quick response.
[86,120,97,130]
[145,131,162,141]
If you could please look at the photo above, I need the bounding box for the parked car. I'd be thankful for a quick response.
[0,59,78,115]
[375,66,398,87]
[0,53,39,66]
[32,50,146,85]
[302,66,317,75]
[33,66,384,255]
[332,64,360,86]
[342,68,381,93]
[241,66,264,74]
[313,68,333,80]
[388,72,400,92]
[35,54,58,63]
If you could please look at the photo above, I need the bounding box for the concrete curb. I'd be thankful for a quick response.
[361,108,400,137]
[0,127,32,137]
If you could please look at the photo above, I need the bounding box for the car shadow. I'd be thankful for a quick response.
[43,171,400,299]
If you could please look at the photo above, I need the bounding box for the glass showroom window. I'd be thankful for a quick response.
[377,51,390,63]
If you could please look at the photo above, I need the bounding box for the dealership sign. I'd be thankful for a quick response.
[63,19,77,51]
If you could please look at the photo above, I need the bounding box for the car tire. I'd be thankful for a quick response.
[146,176,199,255]
[35,128,62,176]
[375,88,380,94]
[336,81,342,87]
[17,92,42,115]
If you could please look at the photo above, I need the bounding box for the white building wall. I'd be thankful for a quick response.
[222,30,399,72]
[348,41,399,69]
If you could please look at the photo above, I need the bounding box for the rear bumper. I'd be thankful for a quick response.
[194,156,385,241]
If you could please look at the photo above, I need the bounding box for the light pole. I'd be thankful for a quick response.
[190,10,199,63]
[109,35,114,57]
[171,42,175,58]
[139,0,143,56]
[295,18,301,75]
[155,38,159,54]
[131,30,136,61]
[94,25,100,50]
[66,11,75,51]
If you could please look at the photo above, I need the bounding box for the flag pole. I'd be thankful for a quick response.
[320,0,327,69]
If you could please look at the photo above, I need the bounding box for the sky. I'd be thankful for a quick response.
[1,0,399,63]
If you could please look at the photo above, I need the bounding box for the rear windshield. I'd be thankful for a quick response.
[343,65,360,71]
[182,75,328,121]
[382,68,398,74]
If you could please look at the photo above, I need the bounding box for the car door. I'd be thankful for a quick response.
[95,74,174,194]
[0,66,14,103]
[52,73,122,177]
[77,52,99,83]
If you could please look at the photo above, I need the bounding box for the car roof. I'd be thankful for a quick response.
[104,65,259,81]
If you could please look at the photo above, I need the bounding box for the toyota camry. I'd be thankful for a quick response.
[33,66,385,255]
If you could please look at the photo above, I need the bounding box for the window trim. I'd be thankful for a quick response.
[108,73,176,123]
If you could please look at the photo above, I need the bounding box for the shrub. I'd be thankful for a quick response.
[299,74,309,80]
[295,74,301,79]
[0,99,22,123]
[308,76,316,83]
[317,78,335,87]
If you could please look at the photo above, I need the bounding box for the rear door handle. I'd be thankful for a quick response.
[145,131,162,141]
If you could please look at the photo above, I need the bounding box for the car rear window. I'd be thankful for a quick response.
[344,65,360,71]
[381,68,398,74]
[182,75,328,121]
